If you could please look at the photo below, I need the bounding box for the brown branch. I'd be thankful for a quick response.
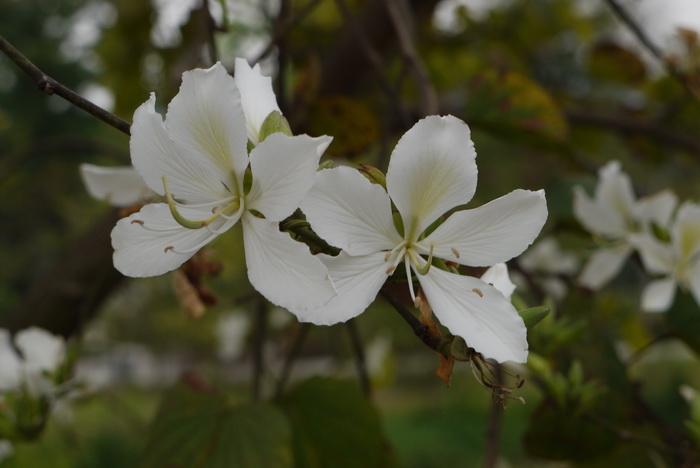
[483,366,504,468]
[0,35,131,135]
[345,319,371,396]
[251,299,268,402]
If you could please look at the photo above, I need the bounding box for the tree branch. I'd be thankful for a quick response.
[0,34,131,135]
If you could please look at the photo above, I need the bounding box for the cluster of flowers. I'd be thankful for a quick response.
[574,161,700,312]
[0,327,70,461]
[81,59,549,364]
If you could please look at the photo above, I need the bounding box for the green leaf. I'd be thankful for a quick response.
[518,306,550,328]
[276,377,396,468]
[142,383,293,468]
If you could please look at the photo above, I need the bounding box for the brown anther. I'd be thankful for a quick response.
[384,252,392,262]
[451,247,460,259]
[414,295,422,308]
[211,207,218,214]
[385,265,396,275]
[131,220,145,225]
[472,288,483,297]
[164,246,175,253]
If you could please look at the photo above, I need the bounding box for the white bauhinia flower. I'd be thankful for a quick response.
[573,160,677,290]
[631,202,700,312]
[80,163,154,207]
[110,61,335,314]
[481,263,516,301]
[300,115,548,363]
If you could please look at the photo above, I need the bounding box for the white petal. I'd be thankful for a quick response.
[629,233,675,276]
[14,327,65,374]
[294,251,390,325]
[386,115,478,238]
[0,329,22,391]
[686,261,700,308]
[417,268,528,363]
[480,263,516,301]
[112,203,231,277]
[578,244,633,290]
[636,189,677,227]
[247,133,332,222]
[164,62,249,192]
[80,164,153,207]
[572,186,627,238]
[641,277,677,312]
[131,93,232,203]
[234,58,281,145]
[424,189,547,266]
[672,202,700,267]
[242,214,336,313]
[301,166,403,256]
[596,161,636,226]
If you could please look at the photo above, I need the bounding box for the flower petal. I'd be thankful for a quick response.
[386,115,478,238]
[423,189,547,266]
[596,161,636,224]
[672,202,700,266]
[572,186,627,238]
[242,214,336,313]
[164,62,249,193]
[578,244,633,290]
[480,263,516,301]
[131,93,231,203]
[0,329,22,391]
[80,164,153,207]
[641,277,677,312]
[14,327,65,374]
[636,189,678,227]
[112,203,230,277]
[629,233,675,276]
[417,267,528,363]
[247,133,332,222]
[301,166,403,256]
[294,251,390,325]
[234,58,281,145]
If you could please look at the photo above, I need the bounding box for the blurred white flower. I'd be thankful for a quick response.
[518,237,579,300]
[573,160,677,289]
[216,311,251,361]
[0,439,13,464]
[80,163,154,207]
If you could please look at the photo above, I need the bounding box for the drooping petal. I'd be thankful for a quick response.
[80,164,154,207]
[247,133,332,222]
[0,329,22,391]
[131,93,231,203]
[578,244,633,290]
[112,203,233,277]
[416,267,528,363]
[596,161,636,227]
[242,214,336,313]
[386,115,478,238]
[641,277,677,312]
[164,62,249,193]
[234,58,281,145]
[480,263,516,301]
[301,166,402,256]
[636,189,678,227]
[629,233,675,276]
[14,327,65,374]
[572,186,627,238]
[423,189,547,267]
[294,251,390,325]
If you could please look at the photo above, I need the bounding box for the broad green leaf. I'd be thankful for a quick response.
[142,382,293,468]
[276,377,396,468]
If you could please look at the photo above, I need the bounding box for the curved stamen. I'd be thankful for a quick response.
[162,176,241,230]
[163,176,208,229]
[413,244,435,276]
[405,255,416,302]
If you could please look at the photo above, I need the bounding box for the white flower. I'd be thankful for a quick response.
[481,263,516,301]
[216,310,251,361]
[573,161,677,290]
[300,115,548,363]
[80,163,154,207]
[0,327,66,396]
[0,439,13,464]
[631,202,700,312]
[518,237,579,300]
[110,61,335,314]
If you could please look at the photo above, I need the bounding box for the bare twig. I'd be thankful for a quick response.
[274,323,311,398]
[383,0,438,116]
[201,0,222,64]
[483,365,504,468]
[0,35,131,135]
[345,319,371,396]
[251,299,268,401]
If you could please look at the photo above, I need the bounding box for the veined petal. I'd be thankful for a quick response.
[294,251,389,325]
[423,189,547,266]
[386,115,478,238]
[112,203,231,277]
[242,214,336,313]
[572,186,627,238]
[596,161,636,226]
[641,277,677,312]
[636,189,678,227]
[247,133,332,222]
[0,329,22,391]
[480,263,515,301]
[14,327,65,374]
[80,164,153,207]
[234,58,281,145]
[417,267,528,363]
[165,62,249,194]
[629,233,675,276]
[131,93,230,203]
[578,244,633,290]
[302,166,403,255]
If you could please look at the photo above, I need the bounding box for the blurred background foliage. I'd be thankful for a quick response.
[2,0,700,466]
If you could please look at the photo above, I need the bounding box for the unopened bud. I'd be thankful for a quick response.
[358,164,387,190]
[259,110,292,142]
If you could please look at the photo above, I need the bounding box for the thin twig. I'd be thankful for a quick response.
[274,0,292,114]
[251,299,268,401]
[483,365,504,468]
[274,323,311,398]
[0,35,131,135]
[383,0,438,116]
[345,319,371,396]
[201,0,221,64]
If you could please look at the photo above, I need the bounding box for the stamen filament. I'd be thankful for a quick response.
[413,244,435,276]
[162,176,241,230]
